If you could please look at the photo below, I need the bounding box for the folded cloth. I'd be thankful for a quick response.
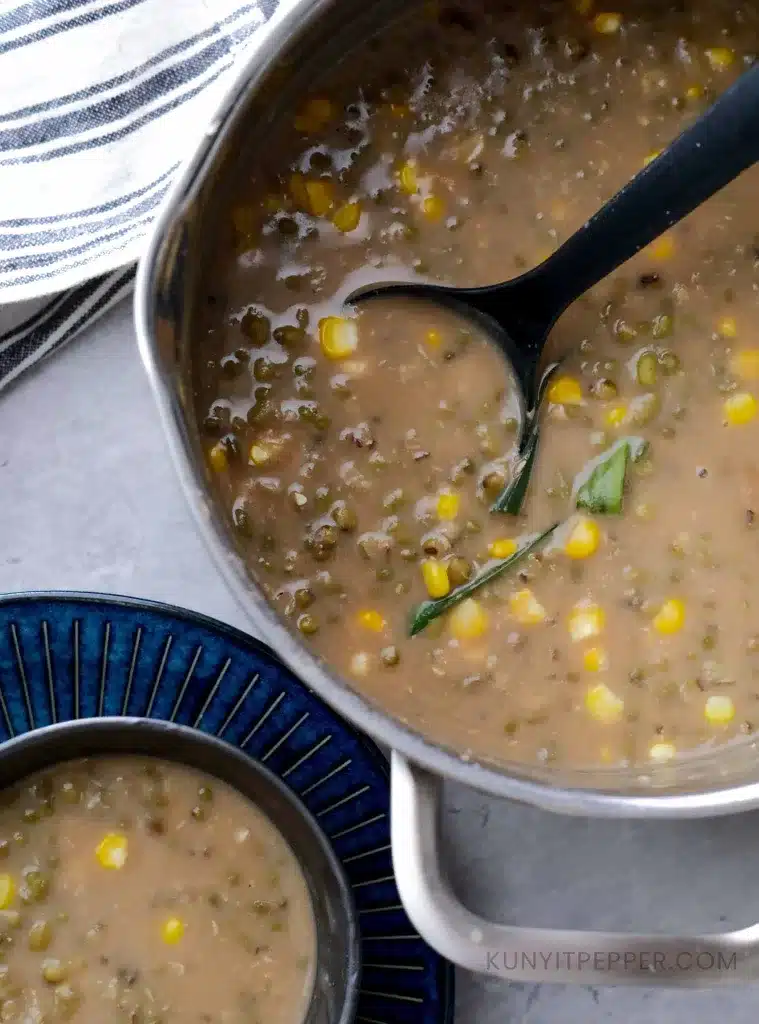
[0,0,290,392]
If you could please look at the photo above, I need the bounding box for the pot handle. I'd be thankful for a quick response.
[390,751,759,985]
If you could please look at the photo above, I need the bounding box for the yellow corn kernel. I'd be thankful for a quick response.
[332,202,361,233]
[583,646,608,672]
[568,601,605,642]
[425,329,442,348]
[509,588,547,625]
[649,741,677,763]
[319,316,359,360]
[449,598,489,640]
[305,180,334,218]
[564,517,601,559]
[249,442,274,467]
[488,538,518,559]
[585,684,624,724]
[717,315,738,339]
[289,173,309,208]
[357,609,386,632]
[0,875,14,910]
[724,392,758,426]
[421,195,445,221]
[436,491,460,520]
[398,161,419,195]
[547,375,583,405]
[730,349,759,380]
[573,0,593,11]
[208,443,228,474]
[685,83,705,100]
[593,12,621,33]
[706,47,734,71]
[643,150,661,167]
[704,694,735,725]
[389,102,409,119]
[294,97,333,132]
[652,597,685,635]
[95,833,128,870]
[422,559,451,599]
[649,234,675,261]
[161,917,185,945]
[604,402,628,428]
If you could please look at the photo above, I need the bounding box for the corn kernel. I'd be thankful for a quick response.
[649,234,675,261]
[95,833,128,870]
[685,83,705,100]
[332,202,362,233]
[706,47,734,71]
[652,597,685,635]
[249,443,274,467]
[305,180,334,218]
[208,443,228,474]
[730,349,759,380]
[421,195,445,221]
[649,741,677,763]
[161,917,185,945]
[547,375,583,405]
[489,538,518,559]
[593,12,622,33]
[449,598,489,640]
[319,316,359,360]
[724,392,758,426]
[350,652,371,676]
[704,694,735,725]
[398,161,419,195]
[568,602,605,642]
[509,589,547,625]
[585,684,624,724]
[0,876,14,910]
[436,491,460,520]
[422,559,451,599]
[583,646,608,672]
[358,609,386,632]
[573,0,593,12]
[717,315,738,339]
[643,150,661,167]
[289,173,309,208]
[389,102,409,118]
[564,517,601,559]
[604,402,628,428]
[425,329,442,348]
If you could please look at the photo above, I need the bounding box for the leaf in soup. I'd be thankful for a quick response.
[574,436,648,515]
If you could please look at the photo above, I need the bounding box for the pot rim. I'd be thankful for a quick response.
[134,0,759,818]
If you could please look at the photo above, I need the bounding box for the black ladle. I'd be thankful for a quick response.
[348,63,759,512]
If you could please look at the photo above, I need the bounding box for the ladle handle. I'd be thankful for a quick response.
[391,753,759,986]
[529,62,759,319]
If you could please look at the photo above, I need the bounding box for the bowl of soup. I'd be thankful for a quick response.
[136,0,759,982]
[0,717,358,1023]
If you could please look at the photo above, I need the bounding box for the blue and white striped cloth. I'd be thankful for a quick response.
[0,0,288,391]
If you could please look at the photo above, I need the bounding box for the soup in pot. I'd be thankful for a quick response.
[0,758,315,1024]
[196,0,759,769]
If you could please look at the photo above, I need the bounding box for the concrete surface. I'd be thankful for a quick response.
[2,298,759,1022]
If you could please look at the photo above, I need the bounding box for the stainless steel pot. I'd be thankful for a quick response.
[0,718,359,1023]
[134,0,759,986]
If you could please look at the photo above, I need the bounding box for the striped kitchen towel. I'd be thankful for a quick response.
[0,0,290,392]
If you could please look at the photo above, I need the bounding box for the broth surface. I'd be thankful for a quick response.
[0,758,315,1024]
[197,0,759,769]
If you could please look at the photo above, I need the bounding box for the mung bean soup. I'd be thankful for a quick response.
[197,0,759,769]
[0,759,315,1024]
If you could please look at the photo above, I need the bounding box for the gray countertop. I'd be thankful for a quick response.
[2,299,759,1023]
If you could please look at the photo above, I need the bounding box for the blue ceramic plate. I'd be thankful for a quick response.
[0,592,454,1024]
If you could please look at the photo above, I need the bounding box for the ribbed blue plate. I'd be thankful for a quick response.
[0,592,454,1024]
